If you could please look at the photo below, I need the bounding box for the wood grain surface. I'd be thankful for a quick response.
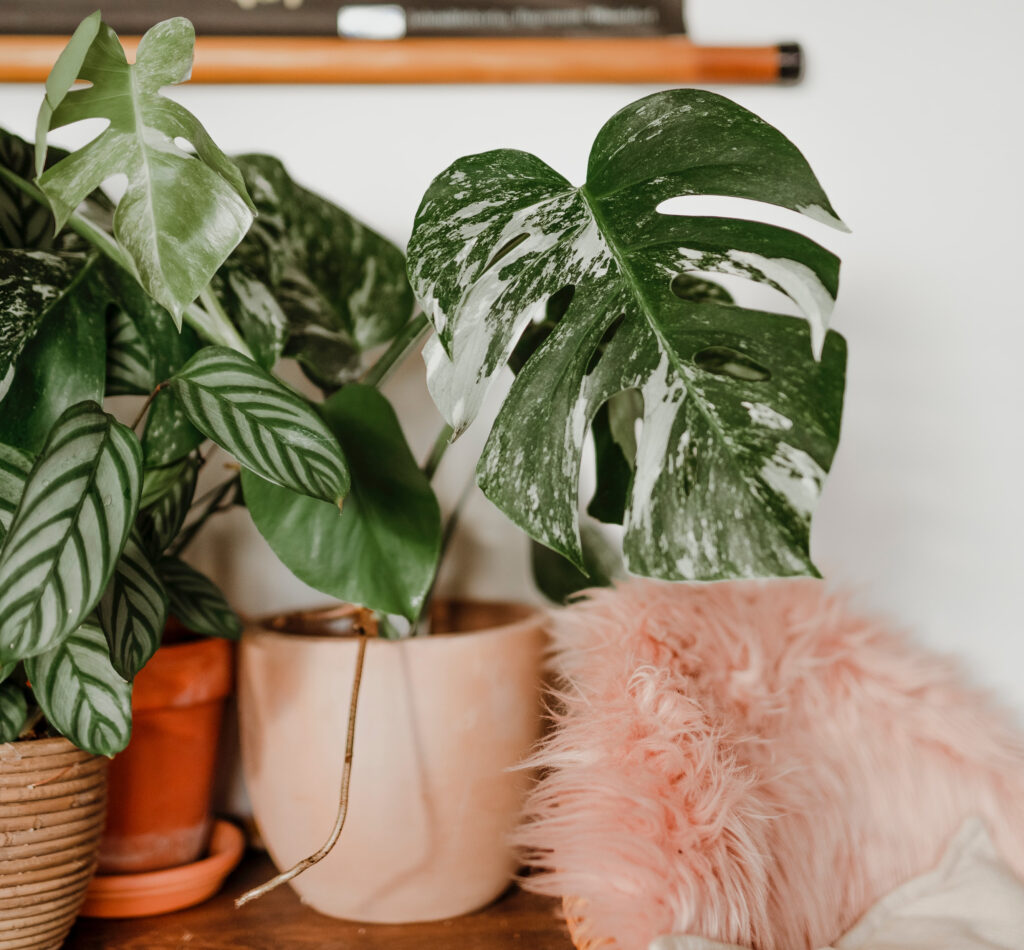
[66,851,574,949]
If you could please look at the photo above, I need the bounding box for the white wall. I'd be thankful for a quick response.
[3,0,1022,711]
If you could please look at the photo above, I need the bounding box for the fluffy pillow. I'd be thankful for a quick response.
[516,579,1024,950]
[650,818,1024,950]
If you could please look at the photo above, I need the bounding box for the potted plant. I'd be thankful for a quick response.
[0,11,376,935]
[0,11,848,933]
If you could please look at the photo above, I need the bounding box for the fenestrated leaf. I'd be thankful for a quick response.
[97,531,168,680]
[0,443,32,544]
[408,89,847,581]
[224,154,415,388]
[138,456,198,556]
[157,556,241,639]
[0,401,143,664]
[24,622,132,756]
[0,253,108,453]
[0,680,28,742]
[170,346,349,504]
[35,14,255,322]
[242,385,441,621]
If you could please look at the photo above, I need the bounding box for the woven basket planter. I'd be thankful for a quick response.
[0,737,108,950]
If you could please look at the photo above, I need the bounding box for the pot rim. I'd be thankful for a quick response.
[246,597,545,646]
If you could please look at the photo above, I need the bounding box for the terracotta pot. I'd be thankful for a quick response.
[0,737,107,949]
[239,600,547,924]
[98,636,233,874]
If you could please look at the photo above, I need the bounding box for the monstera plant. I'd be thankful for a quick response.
[407,93,846,585]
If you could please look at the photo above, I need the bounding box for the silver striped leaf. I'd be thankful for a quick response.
[170,347,349,505]
[408,89,847,581]
[97,531,169,680]
[138,456,199,557]
[0,401,142,664]
[25,622,132,756]
[139,457,192,509]
[35,14,255,323]
[0,443,32,543]
[0,680,27,742]
[105,303,155,396]
[158,556,241,640]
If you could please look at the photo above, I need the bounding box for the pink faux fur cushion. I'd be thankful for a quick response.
[516,578,1024,950]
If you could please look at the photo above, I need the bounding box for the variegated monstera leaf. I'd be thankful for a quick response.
[35,14,255,323]
[407,90,848,580]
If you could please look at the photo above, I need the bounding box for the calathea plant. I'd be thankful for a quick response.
[0,13,409,754]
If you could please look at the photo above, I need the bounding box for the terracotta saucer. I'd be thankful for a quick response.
[79,820,245,918]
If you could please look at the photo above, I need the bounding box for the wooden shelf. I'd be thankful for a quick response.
[0,35,801,84]
[66,851,574,949]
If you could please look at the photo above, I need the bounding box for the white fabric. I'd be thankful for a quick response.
[650,819,1024,950]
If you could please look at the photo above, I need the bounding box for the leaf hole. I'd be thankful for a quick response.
[694,346,771,382]
[546,284,575,322]
[485,233,529,271]
[587,313,624,374]
[670,273,734,304]
[173,137,197,156]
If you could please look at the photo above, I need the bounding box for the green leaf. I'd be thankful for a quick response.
[170,346,350,504]
[225,154,415,388]
[97,531,168,680]
[0,401,142,664]
[0,126,112,253]
[105,305,154,396]
[0,443,32,544]
[0,253,108,453]
[138,456,198,556]
[408,89,847,581]
[157,556,241,639]
[35,15,255,322]
[242,385,441,621]
[140,456,191,509]
[0,680,28,741]
[214,269,288,372]
[141,389,204,467]
[24,622,132,756]
[531,521,623,605]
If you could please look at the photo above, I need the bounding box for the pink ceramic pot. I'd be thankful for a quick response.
[239,600,546,924]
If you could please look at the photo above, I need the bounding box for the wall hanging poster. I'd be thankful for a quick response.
[0,1,802,83]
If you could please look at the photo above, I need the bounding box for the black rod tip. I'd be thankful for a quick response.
[778,42,803,83]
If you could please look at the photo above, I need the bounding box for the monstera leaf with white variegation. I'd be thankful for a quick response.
[408,89,847,581]
[34,13,255,323]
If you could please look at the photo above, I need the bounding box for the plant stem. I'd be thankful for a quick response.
[0,164,135,274]
[0,164,254,358]
[422,423,454,481]
[413,473,475,634]
[360,312,430,389]
[169,475,239,558]
[129,383,164,432]
[235,631,368,908]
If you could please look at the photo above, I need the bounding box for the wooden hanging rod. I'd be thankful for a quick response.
[0,35,802,84]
